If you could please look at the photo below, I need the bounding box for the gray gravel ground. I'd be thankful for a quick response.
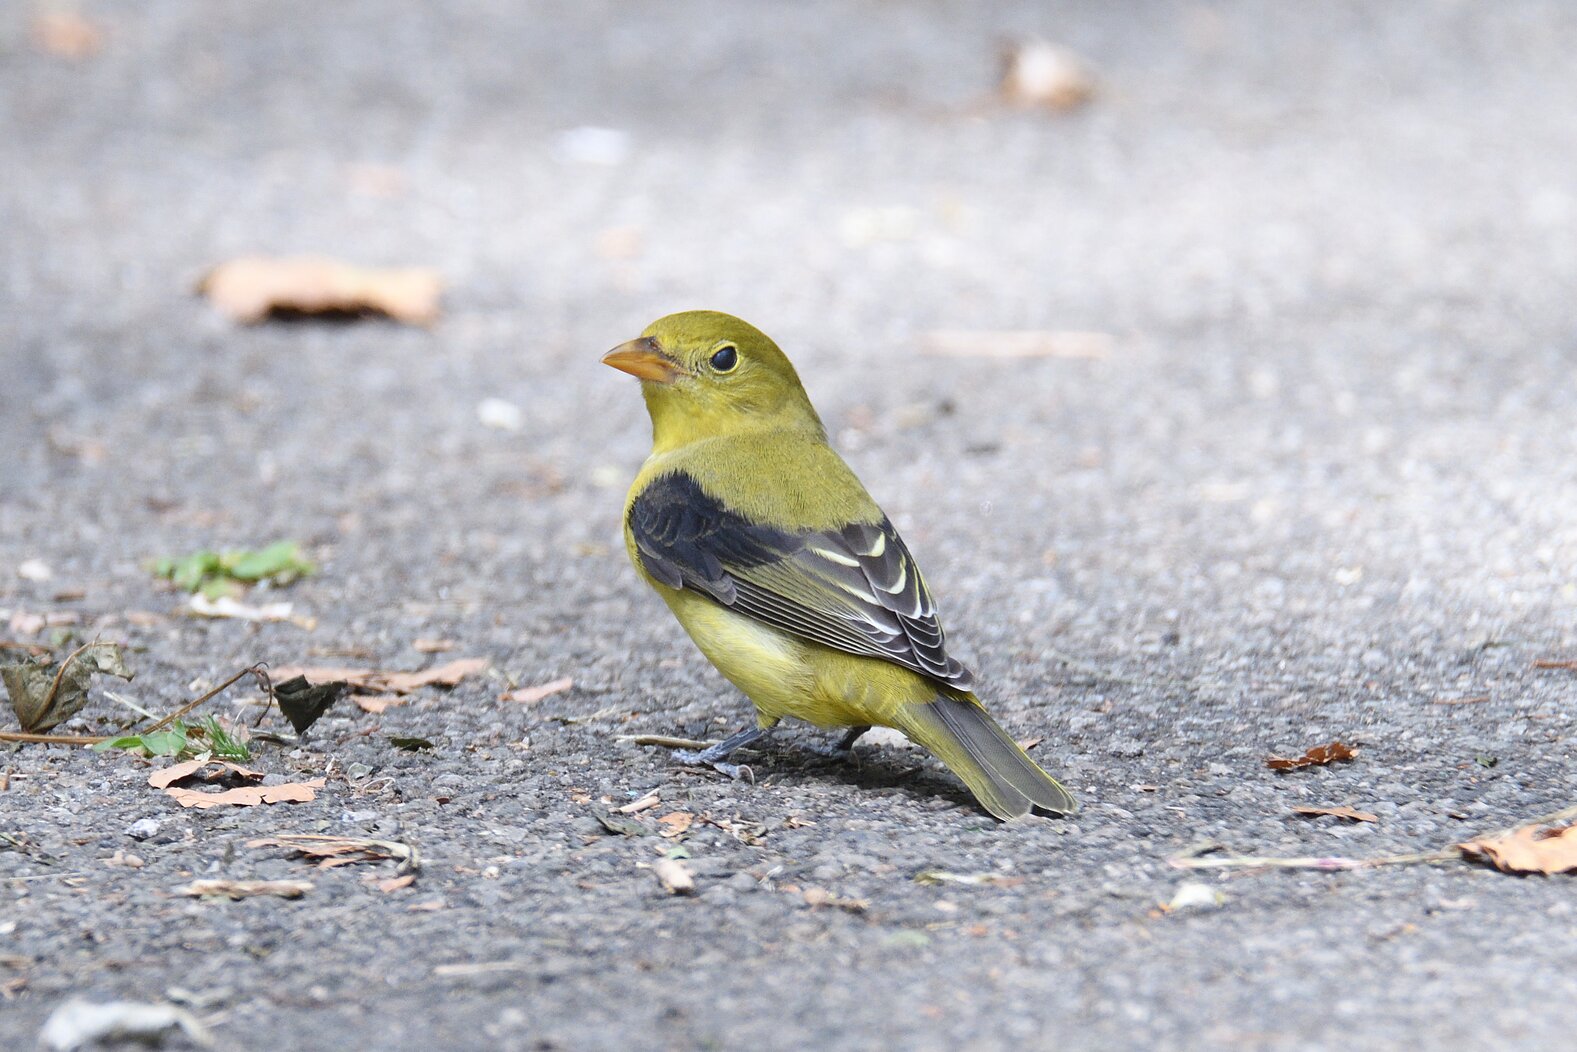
[3,1,1576,1049]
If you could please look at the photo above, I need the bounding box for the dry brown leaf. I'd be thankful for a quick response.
[1461,824,1577,875]
[200,256,443,326]
[352,694,405,714]
[166,779,325,809]
[1292,805,1378,823]
[614,792,661,814]
[271,657,488,696]
[656,812,695,837]
[652,857,695,895]
[175,879,312,900]
[922,330,1111,360]
[31,12,104,59]
[1266,741,1357,770]
[1000,40,1096,111]
[413,638,456,654]
[802,886,869,912]
[148,759,261,789]
[247,834,418,872]
[499,676,573,704]
[378,874,417,893]
[1533,659,1577,670]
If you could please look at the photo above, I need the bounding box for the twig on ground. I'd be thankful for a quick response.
[618,734,715,750]
[0,662,271,745]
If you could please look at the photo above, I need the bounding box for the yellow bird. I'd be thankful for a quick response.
[603,311,1075,820]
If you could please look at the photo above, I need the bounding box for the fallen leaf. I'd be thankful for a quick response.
[652,857,695,895]
[413,639,455,654]
[476,398,524,431]
[271,657,489,696]
[1266,741,1357,770]
[593,807,654,837]
[1293,805,1378,823]
[1000,40,1096,111]
[913,870,1025,888]
[17,559,51,582]
[270,675,347,733]
[39,999,211,1052]
[147,759,261,790]
[614,792,661,814]
[389,736,434,751]
[200,256,443,326]
[406,899,446,912]
[247,834,418,873]
[152,541,313,597]
[1532,659,1577,670]
[1016,736,1043,751]
[30,13,104,60]
[174,879,312,900]
[1160,882,1226,913]
[187,593,314,628]
[656,811,695,837]
[499,676,573,704]
[1,642,133,732]
[164,780,325,809]
[378,874,416,893]
[801,886,868,912]
[352,694,404,714]
[1461,824,1577,875]
[921,330,1112,360]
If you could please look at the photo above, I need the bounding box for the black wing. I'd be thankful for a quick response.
[629,472,973,690]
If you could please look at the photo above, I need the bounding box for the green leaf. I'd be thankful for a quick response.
[591,807,654,837]
[92,720,189,758]
[388,736,435,752]
[151,540,314,594]
[224,540,315,584]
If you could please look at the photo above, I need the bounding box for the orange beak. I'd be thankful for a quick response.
[601,337,685,384]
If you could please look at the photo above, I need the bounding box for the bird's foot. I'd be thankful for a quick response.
[671,748,754,782]
[801,725,871,761]
[667,725,767,781]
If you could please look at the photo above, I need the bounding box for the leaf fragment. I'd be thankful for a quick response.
[270,658,488,696]
[389,736,435,752]
[999,40,1096,111]
[271,675,347,734]
[1292,805,1378,823]
[200,256,443,326]
[1,642,133,732]
[164,780,326,809]
[152,541,314,597]
[175,879,312,900]
[913,870,1025,888]
[1461,824,1577,875]
[1266,741,1357,770]
[246,834,418,873]
[592,807,654,837]
[499,676,573,704]
[652,857,695,895]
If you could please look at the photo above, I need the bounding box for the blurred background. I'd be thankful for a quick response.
[2,3,1576,1047]
[4,1,1572,678]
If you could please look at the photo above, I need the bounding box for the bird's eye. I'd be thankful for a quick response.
[709,344,738,372]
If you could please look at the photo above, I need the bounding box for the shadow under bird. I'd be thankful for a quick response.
[603,310,1075,821]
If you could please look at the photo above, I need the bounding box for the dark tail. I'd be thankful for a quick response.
[894,693,1076,821]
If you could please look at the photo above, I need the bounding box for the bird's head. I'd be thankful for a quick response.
[602,311,824,451]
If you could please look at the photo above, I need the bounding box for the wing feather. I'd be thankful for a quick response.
[628,472,973,690]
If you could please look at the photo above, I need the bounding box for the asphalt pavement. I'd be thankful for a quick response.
[2,2,1575,1050]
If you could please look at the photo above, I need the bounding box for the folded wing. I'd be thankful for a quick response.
[629,471,973,690]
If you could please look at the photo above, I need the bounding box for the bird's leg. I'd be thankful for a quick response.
[802,724,871,760]
[672,725,768,780]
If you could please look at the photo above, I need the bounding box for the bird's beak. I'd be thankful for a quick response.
[601,337,685,384]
